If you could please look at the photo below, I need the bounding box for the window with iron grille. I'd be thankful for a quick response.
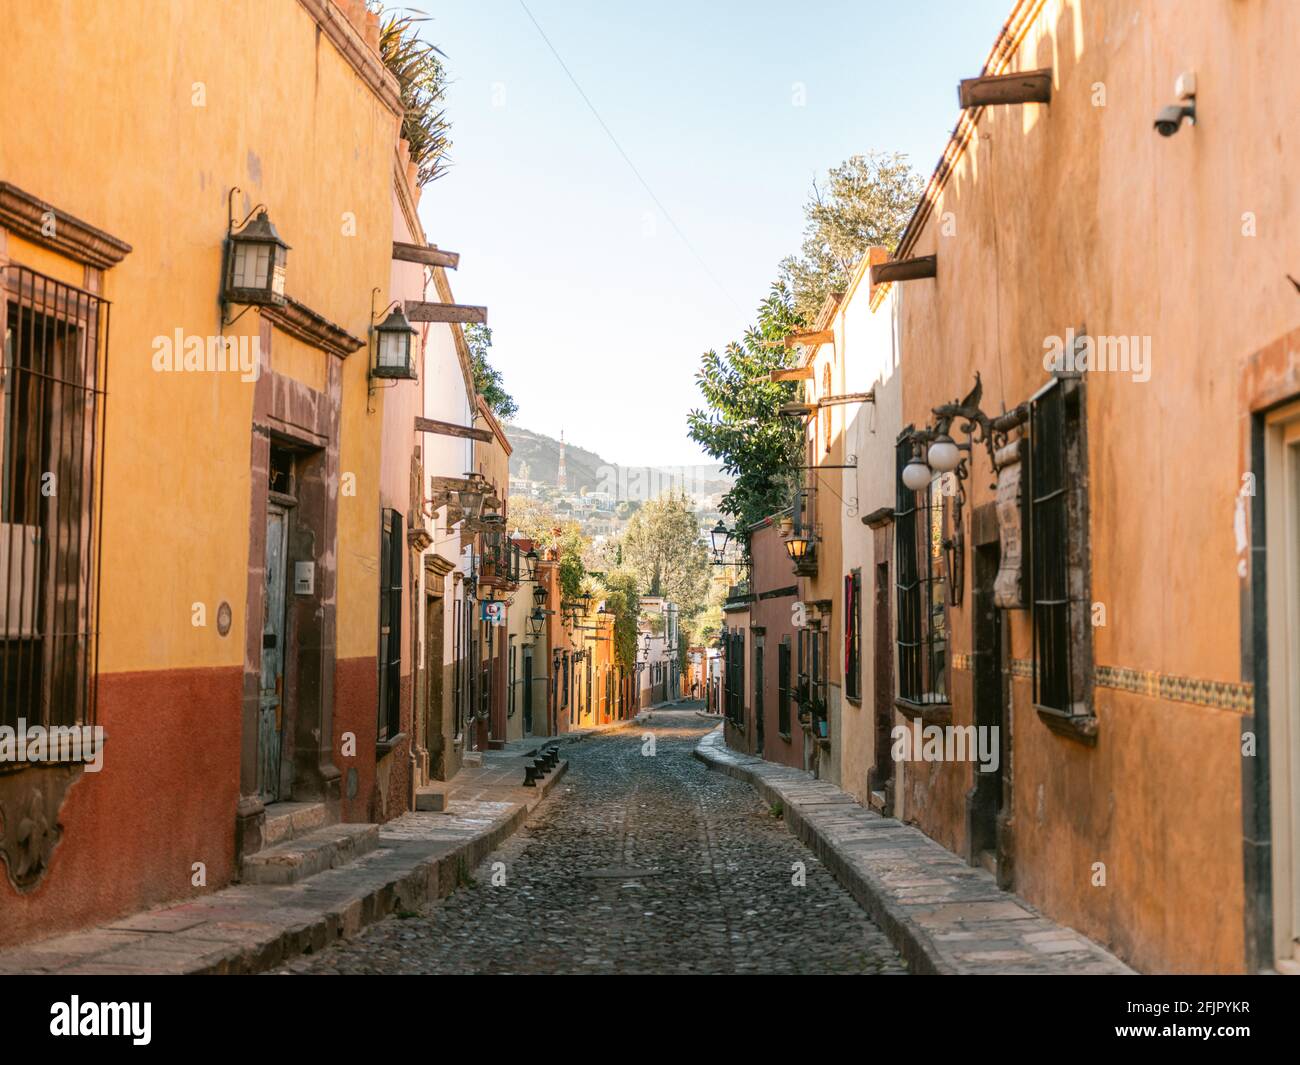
[777,637,792,736]
[724,628,745,726]
[895,436,949,705]
[1029,375,1092,718]
[1,266,109,731]
[845,569,861,701]
[508,637,517,718]
[377,509,403,741]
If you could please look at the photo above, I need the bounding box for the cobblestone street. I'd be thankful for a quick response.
[286,707,907,975]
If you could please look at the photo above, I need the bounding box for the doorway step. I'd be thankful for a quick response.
[241,823,380,886]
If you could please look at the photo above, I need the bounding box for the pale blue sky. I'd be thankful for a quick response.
[414,0,1011,467]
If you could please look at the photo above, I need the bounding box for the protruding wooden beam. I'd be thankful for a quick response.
[818,391,874,407]
[415,416,494,443]
[393,241,460,269]
[405,301,488,325]
[783,329,834,349]
[769,367,814,382]
[958,69,1052,109]
[778,403,816,418]
[870,255,937,286]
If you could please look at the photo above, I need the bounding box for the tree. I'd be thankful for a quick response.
[599,569,641,671]
[687,282,806,534]
[779,152,925,322]
[620,492,710,622]
[465,324,518,421]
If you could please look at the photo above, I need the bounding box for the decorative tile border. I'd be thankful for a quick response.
[1003,659,1253,712]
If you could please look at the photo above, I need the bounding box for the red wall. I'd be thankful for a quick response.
[0,666,241,948]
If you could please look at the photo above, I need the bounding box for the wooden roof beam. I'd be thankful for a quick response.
[769,367,814,382]
[393,241,460,269]
[405,301,487,325]
[870,255,937,286]
[818,391,874,407]
[415,416,494,443]
[783,329,834,349]
[958,69,1052,109]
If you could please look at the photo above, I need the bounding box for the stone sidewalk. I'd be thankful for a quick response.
[694,727,1133,975]
[0,749,572,975]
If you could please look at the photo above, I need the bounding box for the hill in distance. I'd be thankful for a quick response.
[505,424,732,500]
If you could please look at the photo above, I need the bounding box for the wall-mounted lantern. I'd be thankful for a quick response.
[223,189,290,324]
[783,530,813,563]
[524,547,540,582]
[527,608,545,638]
[532,581,548,609]
[370,297,419,381]
[457,477,485,523]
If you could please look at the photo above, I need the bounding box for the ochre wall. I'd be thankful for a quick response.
[892,0,1300,972]
[0,0,397,939]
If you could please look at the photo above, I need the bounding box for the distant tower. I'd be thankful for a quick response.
[557,430,568,491]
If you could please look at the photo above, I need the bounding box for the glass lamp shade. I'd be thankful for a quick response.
[225,210,289,306]
[902,460,934,492]
[783,534,811,561]
[527,609,544,637]
[457,487,484,521]
[709,519,730,560]
[373,305,419,379]
[524,548,540,580]
[532,582,548,607]
[927,435,962,473]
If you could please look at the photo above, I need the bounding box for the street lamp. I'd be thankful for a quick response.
[370,298,419,380]
[523,547,539,581]
[527,608,545,638]
[709,519,731,564]
[223,191,289,320]
[783,530,813,563]
[456,478,484,523]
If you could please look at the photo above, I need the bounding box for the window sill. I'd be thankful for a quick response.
[1035,705,1098,746]
[376,731,407,759]
[845,694,862,707]
[893,698,953,726]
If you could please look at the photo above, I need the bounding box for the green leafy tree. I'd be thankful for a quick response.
[599,569,641,671]
[465,324,518,421]
[687,283,806,534]
[779,151,925,322]
[621,493,710,623]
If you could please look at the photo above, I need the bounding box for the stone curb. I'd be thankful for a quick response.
[0,760,570,976]
[693,727,1133,975]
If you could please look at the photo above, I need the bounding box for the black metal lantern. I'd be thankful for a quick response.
[372,302,419,380]
[577,591,592,615]
[709,519,731,564]
[524,548,540,581]
[527,608,544,638]
[532,581,547,608]
[783,531,812,562]
[225,200,289,309]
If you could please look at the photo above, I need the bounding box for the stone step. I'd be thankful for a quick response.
[262,801,331,847]
[240,823,379,886]
[414,786,447,812]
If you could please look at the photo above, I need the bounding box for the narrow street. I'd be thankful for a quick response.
[285,707,906,975]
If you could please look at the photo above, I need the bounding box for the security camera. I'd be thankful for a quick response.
[1154,101,1195,136]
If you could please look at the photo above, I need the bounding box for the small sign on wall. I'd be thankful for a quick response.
[481,600,506,625]
[294,561,315,596]
[993,440,1026,609]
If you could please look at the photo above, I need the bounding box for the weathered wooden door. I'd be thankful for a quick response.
[259,505,289,802]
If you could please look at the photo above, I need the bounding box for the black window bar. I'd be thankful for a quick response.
[377,509,403,741]
[1030,379,1075,714]
[894,435,949,705]
[777,637,791,736]
[2,265,110,732]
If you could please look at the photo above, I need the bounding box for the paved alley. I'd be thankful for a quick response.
[285,707,906,975]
